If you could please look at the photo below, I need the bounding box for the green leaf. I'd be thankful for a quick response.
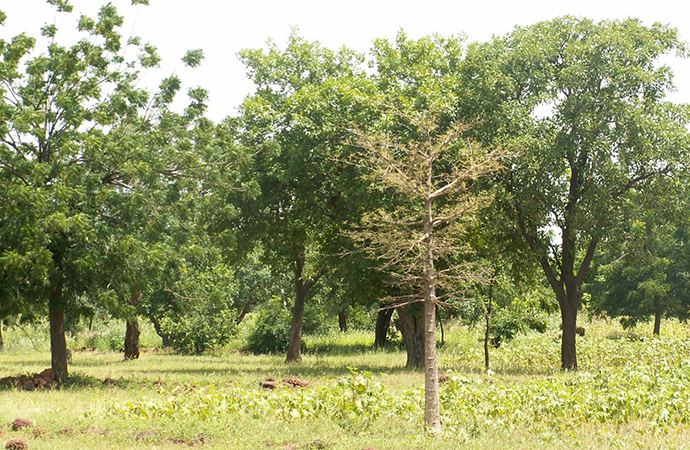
[182,49,204,68]
[41,23,58,38]
[46,0,73,13]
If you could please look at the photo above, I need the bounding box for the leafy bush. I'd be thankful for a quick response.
[156,261,238,354]
[243,298,292,354]
[161,303,236,354]
[490,309,548,348]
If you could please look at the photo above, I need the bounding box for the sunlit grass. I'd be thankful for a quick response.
[1,317,690,449]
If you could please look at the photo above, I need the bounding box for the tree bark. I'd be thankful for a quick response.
[124,287,142,360]
[286,252,324,363]
[286,280,307,363]
[236,300,256,325]
[422,196,440,433]
[653,310,661,336]
[49,282,68,377]
[150,316,172,348]
[560,295,579,370]
[397,303,424,368]
[338,311,348,332]
[484,283,493,372]
[374,307,393,348]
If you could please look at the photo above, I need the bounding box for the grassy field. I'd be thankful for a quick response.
[1,318,690,449]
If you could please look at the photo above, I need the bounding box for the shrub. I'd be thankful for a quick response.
[243,298,292,354]
[160,291,237,354]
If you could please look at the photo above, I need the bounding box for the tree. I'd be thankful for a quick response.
[237,33,364,362]
[0,0,165,375]
[591,204,690,335]
[351,108,504,432]
[480,17,690,369]
[463,199,548,371]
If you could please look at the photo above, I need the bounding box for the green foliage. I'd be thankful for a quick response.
[591,211,690,332]
[157,262,237,354]
[489,308,547,348]
[243,298,292,354]
[477,16,690,368]
[182,49,204,68]
[161,309,235,355]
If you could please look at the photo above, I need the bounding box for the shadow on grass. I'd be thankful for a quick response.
[0,371,135,392]
[303,341,404,356]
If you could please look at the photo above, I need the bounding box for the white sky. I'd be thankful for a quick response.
[3,0,690,121]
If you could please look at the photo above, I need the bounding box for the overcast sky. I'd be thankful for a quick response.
[3,0,690,121]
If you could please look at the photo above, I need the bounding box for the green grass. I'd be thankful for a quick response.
[1,317,690,449]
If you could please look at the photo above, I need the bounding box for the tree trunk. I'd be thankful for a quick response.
[560,297,579,370]
[422,196,440,433]
[124,288,142,360]
[374,307,393,348]
[424,295,440,432]
[484,283,493,371]
[236,300,256,325]
[49,282,68,377]
[286,282,307,363]
[150,316,172,348]
[653,310,661,336]
[286,252,323,363]
[397,303,425,367]
[0,321,4,350]
[338,311,348,332]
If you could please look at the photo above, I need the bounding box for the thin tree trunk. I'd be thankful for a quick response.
[49,282,68,377]
[124,287,142,360]
[150,316,172,348]
[236,300,256,325]
[484,283,493,372]
[286,252,325,363]
[422,196,440,433]
[374,307,393,348]
[653,310,661,335]
[0,321,4,350]
[438,306,444,347]
[338,311,348,332]
[397,303,424,368]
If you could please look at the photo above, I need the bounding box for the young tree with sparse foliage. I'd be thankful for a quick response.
[351,108,504,433]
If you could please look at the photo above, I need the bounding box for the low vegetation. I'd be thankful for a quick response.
[1,318,689,449]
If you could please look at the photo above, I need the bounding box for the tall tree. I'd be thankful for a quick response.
[477,17,690,369]
[0,0,163,375]
[237,33,364,362]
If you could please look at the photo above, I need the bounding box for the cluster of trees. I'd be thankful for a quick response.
[2,1,690,433]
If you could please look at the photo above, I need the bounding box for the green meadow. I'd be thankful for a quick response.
[2,318,690,449]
